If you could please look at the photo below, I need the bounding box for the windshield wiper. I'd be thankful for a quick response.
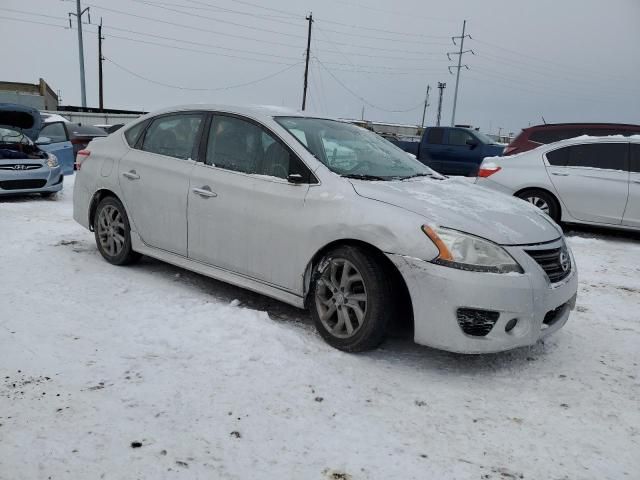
[400,173,441,180]
[341,173,388,181]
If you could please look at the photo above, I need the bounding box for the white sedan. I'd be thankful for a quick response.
[477,135,640,230]
[73,105,578,354]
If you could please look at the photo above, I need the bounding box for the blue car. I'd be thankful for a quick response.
[0,103,64,197]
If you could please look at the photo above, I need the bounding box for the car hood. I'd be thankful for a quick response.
[0,103,42,141]
[350,177,561,245]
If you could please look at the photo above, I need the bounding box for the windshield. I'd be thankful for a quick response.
[0,128,32,145]
[275,117,436,180]
[473,130,497,144]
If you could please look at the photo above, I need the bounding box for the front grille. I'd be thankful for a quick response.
[525,246,571,283]
[0,179,47,190]
[457,308,500,336]
[0,163,41,170]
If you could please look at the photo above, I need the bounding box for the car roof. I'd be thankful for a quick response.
[524,122,640,131]
[541,134,640,150]
[140,104,335,122]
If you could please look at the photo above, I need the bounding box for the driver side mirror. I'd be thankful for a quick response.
[36,136,52,145]
[287,173,305,184]
[466,138,479,149]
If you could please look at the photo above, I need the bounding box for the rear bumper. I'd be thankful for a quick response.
[0,166,64,195]
[387,239,578,354]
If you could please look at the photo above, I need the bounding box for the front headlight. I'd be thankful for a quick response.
[422,225,523,274]
[46,154,59,168]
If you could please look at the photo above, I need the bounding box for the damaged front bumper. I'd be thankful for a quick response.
[387,239,578,354]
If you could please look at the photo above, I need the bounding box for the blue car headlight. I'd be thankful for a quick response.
[46,154,59,168]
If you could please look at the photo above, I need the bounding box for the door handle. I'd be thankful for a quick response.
[551,172,569,176]
[192,186,217,198]
[122,170,140,180]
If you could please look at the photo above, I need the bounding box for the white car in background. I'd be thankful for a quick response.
[477,136,640,230]
[73,105,578,354]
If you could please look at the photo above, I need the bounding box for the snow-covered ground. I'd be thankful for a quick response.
[1,178,639,480]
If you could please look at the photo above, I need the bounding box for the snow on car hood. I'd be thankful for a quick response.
[0,103,42,141]
[350,177,561,245]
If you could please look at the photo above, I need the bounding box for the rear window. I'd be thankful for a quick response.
[631,144,640,173]
[426,128,445,144]
[566,143,628,170]
[546,147,569,166]
[124,120,149,147]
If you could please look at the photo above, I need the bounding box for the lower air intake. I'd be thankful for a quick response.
[457,308,500,337]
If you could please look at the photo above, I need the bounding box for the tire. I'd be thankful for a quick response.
[309,246,392,352]
[516,189,561,223]
[93,196,141,266]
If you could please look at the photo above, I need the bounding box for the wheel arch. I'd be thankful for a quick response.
[303,238,414,337]
[88,189,121,231]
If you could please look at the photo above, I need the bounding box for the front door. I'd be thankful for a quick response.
[440,128,478,176]
[188,114,313,292]
[118,112,204,256]
[38,121,74,174]
[623,143,639,228]
[546,142,629,224]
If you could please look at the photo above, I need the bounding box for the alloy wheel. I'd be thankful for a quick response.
[315,259,368,339]
[97,205,126,257]
[525,196,550,214]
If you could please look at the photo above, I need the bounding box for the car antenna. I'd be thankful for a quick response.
[541,116,547,125]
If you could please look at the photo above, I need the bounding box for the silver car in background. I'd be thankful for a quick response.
[73,105,578,354]
[477,135,640,230]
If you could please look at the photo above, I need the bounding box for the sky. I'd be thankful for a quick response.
[2,0,639,134]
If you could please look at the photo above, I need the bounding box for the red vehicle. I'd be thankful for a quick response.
[504,123,640,156]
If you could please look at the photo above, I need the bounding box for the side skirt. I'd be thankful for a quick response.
[130,232,306,308]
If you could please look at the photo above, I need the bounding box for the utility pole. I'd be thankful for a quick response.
[301,12,313,111]
[436,82,446,127]
[420,84,431,128]
[69,1,90,108]
[361,105,365,121]
[447,20,474,126]
[98,19,104,111]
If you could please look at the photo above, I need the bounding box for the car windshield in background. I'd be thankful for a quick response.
[474,130,497,144]
[0,127,31,145]
[275,117,435,180]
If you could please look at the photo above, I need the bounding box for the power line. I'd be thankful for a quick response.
[315,59,423,113]
[104,56,302,91]
[85,2,450,56]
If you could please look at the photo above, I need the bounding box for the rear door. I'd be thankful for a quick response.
[545,142,629,224]
[188,113,313,292]
[118,112,204,256]
[439,128,478,175]
[38,121,74,174]
[622,143,640,228]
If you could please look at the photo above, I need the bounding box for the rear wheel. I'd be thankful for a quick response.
[310,246,392,352]
[93,196,141,265]
[516,189,560,223]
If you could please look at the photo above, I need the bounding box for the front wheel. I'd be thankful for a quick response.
[309,246,392,352]
[516,189,560,223]
[93,196,141,265]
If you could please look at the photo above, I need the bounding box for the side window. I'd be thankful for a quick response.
[567,143,628,171]
[141,114,203,160]
[207,115,314,181]
[447,129,475,146]
[124,120,149,147]
[39,122,67,143]
[631,144,640,173]
[546,147,570,166]
[426,127,444,144]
